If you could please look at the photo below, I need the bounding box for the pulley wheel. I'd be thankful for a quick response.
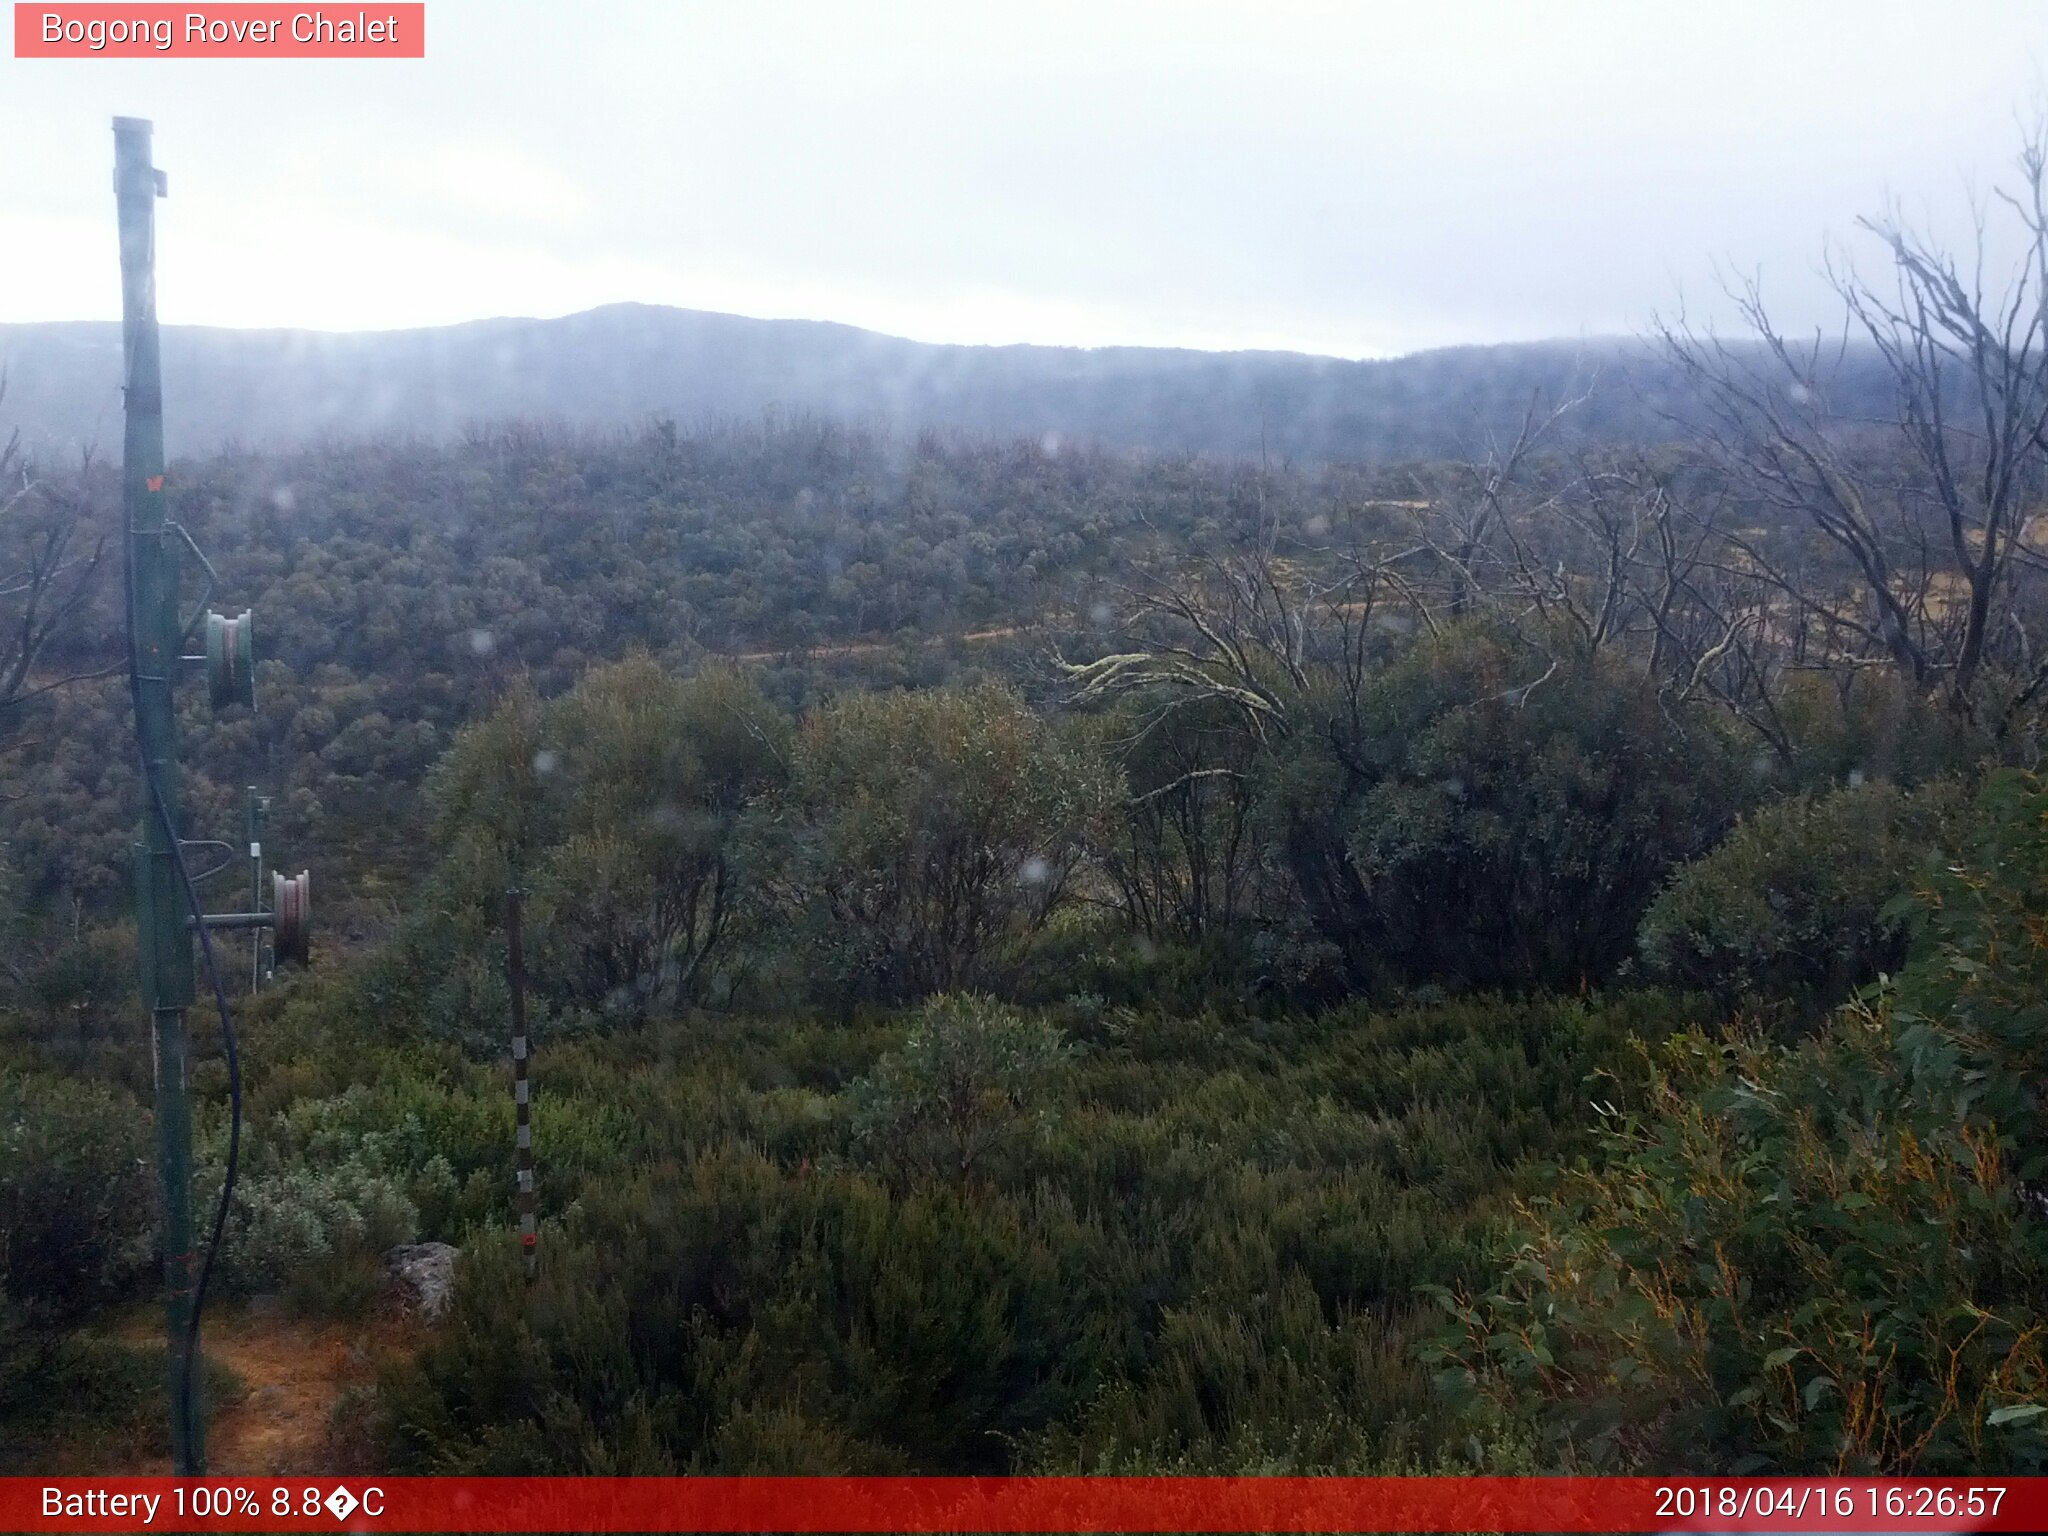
[271,869,311,965]
[205,609,256,711]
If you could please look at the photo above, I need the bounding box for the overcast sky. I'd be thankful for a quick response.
[2,1,2044,357]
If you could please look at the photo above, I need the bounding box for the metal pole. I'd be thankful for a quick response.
[507,889,536,1281]
[115,115,203,1475]
[246,787,265,992]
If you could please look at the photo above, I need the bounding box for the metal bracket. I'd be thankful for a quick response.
[165,522,220,646]
[193,871,309,965]
[178,839,238,883]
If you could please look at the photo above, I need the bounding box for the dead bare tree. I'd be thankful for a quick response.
[1421,387,1589,625]
[1657,125,2048,730]
[1059,497,1314,746]
[0,387,115,746]
[1058,485,1444,751]
[1627,464,1805,763]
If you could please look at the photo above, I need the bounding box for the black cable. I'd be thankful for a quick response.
[178,839,239,884]
[143,767,242,1439]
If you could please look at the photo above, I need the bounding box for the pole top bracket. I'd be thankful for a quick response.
[109,168,168,197]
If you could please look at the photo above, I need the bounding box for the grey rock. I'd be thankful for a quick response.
[384,1241,459,1321]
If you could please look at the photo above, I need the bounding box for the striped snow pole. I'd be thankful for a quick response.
[507,888,536,1282]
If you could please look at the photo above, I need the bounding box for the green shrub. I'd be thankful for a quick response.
[0,1330,242,1473]
[1638,780,1963,1019]
[850,994,1074,1180]
[216,1162,418,1301]
[0,1070,153,1326]
[762,682,1115,1006]
[529,659,788,1019]
[380,985,1648,1476]
[205,1085,451,1305]
[1270,628,1751,993]
[1030,1271,1445,1474]
[421,657,788,1029]
[382,1153,1080,1473]
[1427,773,2048,1474]
[5,924,146,1085]
[1774,670,1984,791]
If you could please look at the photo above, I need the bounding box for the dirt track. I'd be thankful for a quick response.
[725,625,1024,663]
[120,1306,398,1475]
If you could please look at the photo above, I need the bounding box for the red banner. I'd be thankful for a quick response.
[4,1476,2046,1533]
[13,5,424,58]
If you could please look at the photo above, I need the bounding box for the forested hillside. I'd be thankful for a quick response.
[0,304,1902,464]
[6,152,2048,1480]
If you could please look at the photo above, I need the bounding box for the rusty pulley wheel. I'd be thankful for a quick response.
[271,868,310,965]
[205,609,256,711]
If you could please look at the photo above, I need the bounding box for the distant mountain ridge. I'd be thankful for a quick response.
[0,302,1886,464]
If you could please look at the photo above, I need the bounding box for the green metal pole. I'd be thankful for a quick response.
[115,115,204,1476]
[247,787,265,993]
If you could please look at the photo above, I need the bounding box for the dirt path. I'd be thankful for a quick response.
[119,1307,399,1475]
[725,624,1025,663]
